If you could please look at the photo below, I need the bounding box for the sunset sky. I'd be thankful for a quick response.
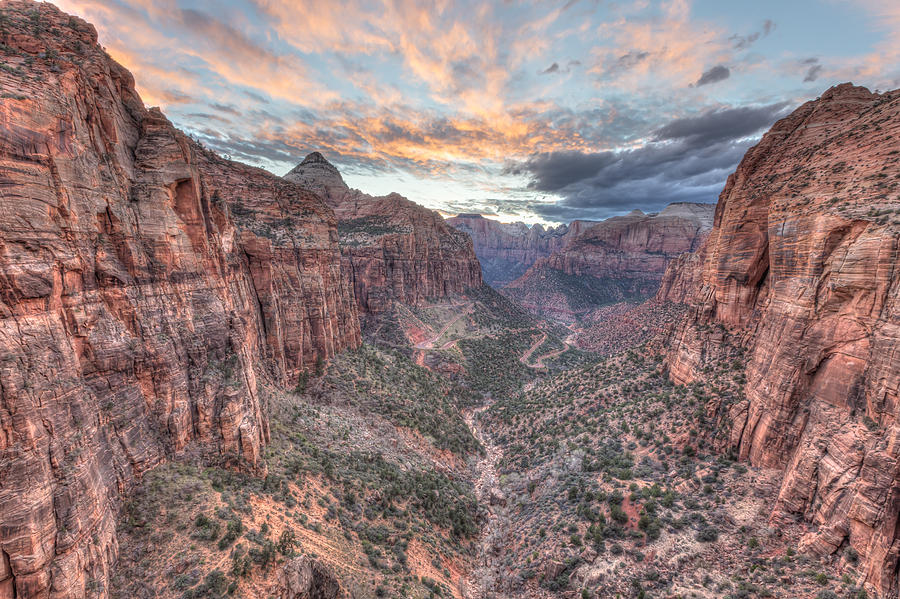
[56,0,900,224]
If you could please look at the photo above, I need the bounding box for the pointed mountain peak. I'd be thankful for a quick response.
[300,151,334,166]
[285,151,348,201]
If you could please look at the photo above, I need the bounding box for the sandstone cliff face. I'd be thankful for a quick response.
[0,4,359,598]
[537,203,713,285]
[286,154,483,313]
[660,84,900,596]
[505,203,713,321]
[445,214,586,286]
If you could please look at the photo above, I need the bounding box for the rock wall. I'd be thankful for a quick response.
[535,203,713,287]
[504,203,713,321]
[0,4,359,598]
[661,83,900,596]
[445,214,583,286]
[286,154,483,313]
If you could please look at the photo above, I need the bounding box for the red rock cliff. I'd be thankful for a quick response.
[286,153,483,313]
[661,84,900,596]
[505,203,713,321]
[538,203,713,285]
[0,3,359,598]
[445,214,586,286]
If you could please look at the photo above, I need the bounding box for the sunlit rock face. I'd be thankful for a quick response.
[284,151,349,207]
[660,83,900,597]
[0,3,360,597]
[286,154,483,314]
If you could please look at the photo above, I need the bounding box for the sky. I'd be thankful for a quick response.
[55,0,900,224]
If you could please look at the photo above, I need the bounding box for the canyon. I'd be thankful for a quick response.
[500,203,714,322]
[446,214,594,286]
[1,2,899,599]
[286,153,482,315]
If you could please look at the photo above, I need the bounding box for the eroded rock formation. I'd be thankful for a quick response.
[660,83,900,596]
[0,3,359,597]
[286,153,482,313]
[274,555,344,599]
[505,203,713,321]
[445,214,590,286]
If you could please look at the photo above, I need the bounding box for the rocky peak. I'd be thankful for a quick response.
[285,151,349,205]
[301,150,333,165]
[283,158,481,314]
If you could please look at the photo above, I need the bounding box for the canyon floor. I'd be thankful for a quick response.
[106,289,872,599]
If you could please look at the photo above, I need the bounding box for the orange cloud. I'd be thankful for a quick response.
[590,0,731,92]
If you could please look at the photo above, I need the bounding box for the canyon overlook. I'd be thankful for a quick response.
[1,2,900,599]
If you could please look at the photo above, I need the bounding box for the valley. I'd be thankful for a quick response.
[0,3,898,599]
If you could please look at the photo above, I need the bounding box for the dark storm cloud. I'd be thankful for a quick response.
[654,102,790,145]
[512,102,791,221]
[693,65,730,87]
[506,151,617,191]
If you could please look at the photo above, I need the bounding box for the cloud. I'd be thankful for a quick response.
[507,152,618,192]
[797,57,824,83]
[589,1,733,91]
[540,59,580,75]
[210,103,242,116]
[511,102,791,221]
[804,64,823,82]
[48,0,899,224]
[654,103,790,144]
[693,65,730,87]
[541,62,560,74]
[730,19,776,50]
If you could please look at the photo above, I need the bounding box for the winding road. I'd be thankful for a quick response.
[519,333,572,369]
[414,305,472,350]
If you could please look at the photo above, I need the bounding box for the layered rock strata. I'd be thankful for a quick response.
[505,203,713,320]
[0,4,359,597]
[445,214,590,286]
[286,153,483,313]
[660,84,900,596]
